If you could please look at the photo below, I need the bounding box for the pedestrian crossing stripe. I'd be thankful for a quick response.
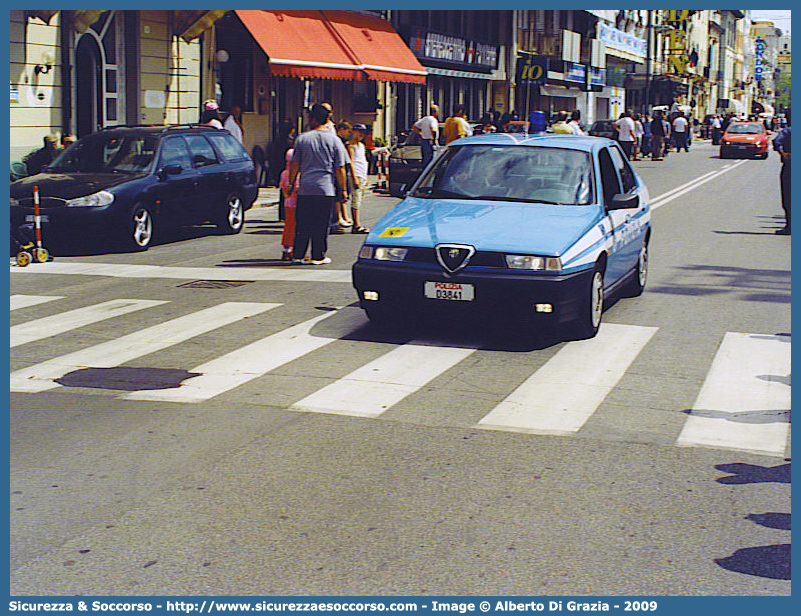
[10,302,280,393]
[9,296,791,457]
[123,309,340,404]
[9,261,352,283]
[675,332,791,457]
[11,299,168,348]
[290,341,478,418]
[10,294,64,311]
[476,323,658,434]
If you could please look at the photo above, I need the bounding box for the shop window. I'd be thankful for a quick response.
[354,80,379,113]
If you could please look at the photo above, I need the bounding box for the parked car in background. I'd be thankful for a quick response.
[388,122,482,197]
[353,133,651,340]
[588,119,618,140]
[10,124,258,251]
[388,125,445,197]
[719,121,770,159]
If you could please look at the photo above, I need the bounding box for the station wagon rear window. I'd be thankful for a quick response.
[411,145,594,205]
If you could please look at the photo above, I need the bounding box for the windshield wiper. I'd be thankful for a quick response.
[414,187,472,199]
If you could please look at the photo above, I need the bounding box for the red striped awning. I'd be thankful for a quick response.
[236,10,363,81]
[236,10,427,84]
[321,11,428,84]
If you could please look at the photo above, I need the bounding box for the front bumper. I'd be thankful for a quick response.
[352,260,593,323]
[720,143,767,157]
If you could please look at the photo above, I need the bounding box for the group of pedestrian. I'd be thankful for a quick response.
[277,102,372,265]
[201,99,244,144]
[551,110,587,135]
[612,109,694,161]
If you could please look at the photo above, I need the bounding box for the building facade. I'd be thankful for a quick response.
[10,9,788,168]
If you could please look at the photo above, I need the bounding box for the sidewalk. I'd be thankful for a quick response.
[251,174,385,209]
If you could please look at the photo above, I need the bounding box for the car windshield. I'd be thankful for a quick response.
[411,144,594,205]
[727,124,764,134]
[47,133,158,173]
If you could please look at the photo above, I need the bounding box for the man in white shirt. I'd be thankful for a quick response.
[413,104,439,167]
[613,111,636,159]
[672,113,689,152]
[711,114,723,145]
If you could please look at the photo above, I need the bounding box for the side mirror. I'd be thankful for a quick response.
[158,164,183,180]
[608,193,639,210]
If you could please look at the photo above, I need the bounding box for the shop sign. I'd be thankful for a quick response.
[516,55,548,86]
[755,36,766,81]
[598,23,647,58]
[564,63,607,89]
[409,27,499,72]
[664,10,692,75]
[565,62,586,83]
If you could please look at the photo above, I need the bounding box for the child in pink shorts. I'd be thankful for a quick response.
[279,149,298,261]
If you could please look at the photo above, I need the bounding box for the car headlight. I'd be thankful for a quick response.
[360,245,408,261]
[505,254,562,271]
[65,190,115,207]
[374,246,408,262]
[10,197,19,207]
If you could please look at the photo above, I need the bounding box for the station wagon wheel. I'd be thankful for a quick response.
[217,192,244,234]
[572,265,604,339]
[129,205,154,250]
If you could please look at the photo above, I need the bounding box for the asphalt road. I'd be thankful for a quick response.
[9,139,790,597]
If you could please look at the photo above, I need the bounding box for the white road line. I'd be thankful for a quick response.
[676,333,791,457]
[10,302,280,394]
[10,294,65,311]
[123,310,340,403]
[650,160,748,210]
[9,261,352,283]
[476,323,658,435]
[11,299,168,348]
[290,342,478,418]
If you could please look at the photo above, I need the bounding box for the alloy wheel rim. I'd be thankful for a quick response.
[228,197,243,229]
[638,244,648,287]
[591,271,603,328]
[133,210,152,246]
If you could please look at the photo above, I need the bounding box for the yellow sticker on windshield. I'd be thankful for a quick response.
[380,227,409,238]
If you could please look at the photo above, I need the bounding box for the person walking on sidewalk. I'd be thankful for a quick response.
[347,123,371,234]
[773,119,791,235]
[613,110,636,158]
[287,103,350,265]
[413,104,439,168]
[672,112,690,152]
[649,111,665,161]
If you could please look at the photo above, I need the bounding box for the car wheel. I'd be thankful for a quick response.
[571,265,604,339]
[128,205,154,250]
[625,241,648,297]
[217,192,244,234]
[719,149,727,159]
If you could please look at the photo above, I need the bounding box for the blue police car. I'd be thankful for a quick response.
[353,133,651,339]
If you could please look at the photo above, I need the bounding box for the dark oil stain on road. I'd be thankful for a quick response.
[55,366,201,391]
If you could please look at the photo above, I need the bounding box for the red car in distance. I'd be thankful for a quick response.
[720,121,770,159]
